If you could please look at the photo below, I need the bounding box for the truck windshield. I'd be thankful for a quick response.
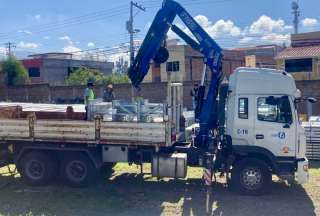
[257,96,292,124]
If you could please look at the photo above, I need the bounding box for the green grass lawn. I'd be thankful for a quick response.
[0,161,318,216]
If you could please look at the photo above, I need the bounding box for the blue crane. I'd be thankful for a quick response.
[128,0,223,149]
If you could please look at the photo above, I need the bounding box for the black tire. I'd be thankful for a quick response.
[19,151,57,186]
[61,153,97,188]
[231,158,271,195]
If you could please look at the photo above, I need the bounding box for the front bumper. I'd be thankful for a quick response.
[295,158,309,184]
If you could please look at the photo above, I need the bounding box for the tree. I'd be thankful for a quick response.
[66,67,130,86]
[2,56,29,86]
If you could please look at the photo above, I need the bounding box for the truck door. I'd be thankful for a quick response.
[254,95,296,157]
[227,95,256,147]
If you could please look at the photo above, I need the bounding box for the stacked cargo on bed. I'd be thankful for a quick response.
[302,119,320,160]
[88,100,164,123]
[0,102,85,120]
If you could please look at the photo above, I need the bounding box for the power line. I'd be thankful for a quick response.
[4,42,16,57]
[0,0,233,43]
[127,1,146,66]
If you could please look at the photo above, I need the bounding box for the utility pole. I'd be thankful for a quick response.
[127,1,145,102]
[292,1,300,34]
[127,1,145,66]
[4,42,16,58]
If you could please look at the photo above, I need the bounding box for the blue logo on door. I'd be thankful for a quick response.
[278,132,285,139]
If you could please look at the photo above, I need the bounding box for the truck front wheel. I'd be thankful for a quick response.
[61,153,97,187]
[231,158,271,195]
[19,151,57,186]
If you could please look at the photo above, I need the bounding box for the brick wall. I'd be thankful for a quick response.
[0,80,320,115]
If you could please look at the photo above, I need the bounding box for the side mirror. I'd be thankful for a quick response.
[308,97,317,104]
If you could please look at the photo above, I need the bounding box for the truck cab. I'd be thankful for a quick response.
[226,67,308,188]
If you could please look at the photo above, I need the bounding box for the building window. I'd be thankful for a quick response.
[166,61,180,72]
[238,98,248,119]
[68,67,79,76]
[28,67,40,77]
[285,58,312,73]
[257,96,292,124]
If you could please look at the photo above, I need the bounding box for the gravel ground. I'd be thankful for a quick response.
[0,162,318,216]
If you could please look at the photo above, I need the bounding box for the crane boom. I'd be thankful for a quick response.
[128,0,223,148]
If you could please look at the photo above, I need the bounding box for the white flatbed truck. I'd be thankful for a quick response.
[0,68,310,195]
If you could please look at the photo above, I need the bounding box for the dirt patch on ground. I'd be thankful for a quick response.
[0,162,318,216]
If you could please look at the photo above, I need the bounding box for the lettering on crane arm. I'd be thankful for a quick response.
[237,129,248,135]
[179,11,197,31]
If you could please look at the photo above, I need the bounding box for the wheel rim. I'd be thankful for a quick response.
[66,161,87,182]
[26,160,45,180]
[240,166,262,190]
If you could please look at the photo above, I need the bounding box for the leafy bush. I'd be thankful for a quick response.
[66,67,130,86]
[1,56,29,86]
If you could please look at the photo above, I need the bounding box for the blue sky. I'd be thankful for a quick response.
[0,0,319,60]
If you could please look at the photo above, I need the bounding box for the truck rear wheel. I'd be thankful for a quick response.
[61,153,97,187]
[231,158,271,195]
[19,151,57,186]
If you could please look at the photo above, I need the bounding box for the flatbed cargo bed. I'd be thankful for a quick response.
[0,117,169,147]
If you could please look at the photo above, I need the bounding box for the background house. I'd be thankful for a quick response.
[276,31,320,80]
[22,53,114,85]
[144,44,282,83]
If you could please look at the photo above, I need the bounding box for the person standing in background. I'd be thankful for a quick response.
[103,84,115,102]
[190,83,199,110]
[84,81,95,120]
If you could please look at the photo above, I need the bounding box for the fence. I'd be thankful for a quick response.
[0,80,320,115]
[303,122,320,160]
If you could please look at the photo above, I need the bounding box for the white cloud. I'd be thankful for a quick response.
[87,42,95,47]
[239,37,254,44]
[0,47,6,58]
[194,15,211,28]
[210,19,241,37]
[249,15,286,34]
[18,30,32,35]
[302,18,318,27]
[260,33,290,44]
[236,15,292,46]
[59,35,72,42]
[34,15,41,20]
[59,35,75,46]
[153,14,293,48]
[63,45,81,53]
[194,15,241,38]
[43,36,50,40]
[284,25,293,30]
[18,41,39,49]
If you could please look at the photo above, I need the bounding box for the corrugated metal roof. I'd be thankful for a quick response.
[276,45,320,59]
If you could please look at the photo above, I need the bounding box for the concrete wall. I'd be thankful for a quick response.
[0,81,319,115]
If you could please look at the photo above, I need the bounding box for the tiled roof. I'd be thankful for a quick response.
[276,45,320,59]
